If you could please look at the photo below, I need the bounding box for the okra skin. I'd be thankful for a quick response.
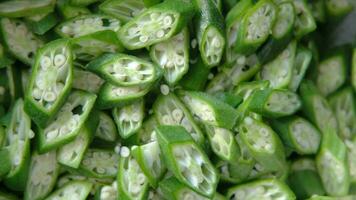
[0,0,56,18]
[247,88,301,118]
[94,111,118,142]
[288,46,312,92]
[72,68,103,94]
[24,39,73,128]
[352,47,356,91]
[44,180,93,200]
[56,0,91,20]
[325,0,353,22]
[0,148,11,178]
[179,57,210,91]
[26,12,59,35]
[155,125,219,197]
[99,0,147,23]
[233,80,270,101]
[292,0,316,39]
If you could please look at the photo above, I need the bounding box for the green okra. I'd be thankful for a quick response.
[234,0,277,55]
[37,90,96,153]
[287,158,326,199]
[212,92,242,108]
[307,0,326,23]
[69,0,101,6]
[325,0,353,21]
[179,57,210,91]
[99,0,147,23]
[270,116,321,155]
[0,0,55,18]
[194,0,226,68]
[6,64,24,108]
[95,181,118,200]
[150,28,190,85]
[118,0,196,50]
[178,90,238,129]
[44,180,93,200]
[72,68,104,94]
[288,46,312,92]
[0,148,11,179]
[153,93,205,147]
[117,155,149,200]
[0,44,14,69]
[293,0,317,39]
[307,195,356,200]
[227,178,296,200]
[25,39,73,128]
[137,115,158,144]
[95,111,118,142]
[0,190,19,200]
[328,87,356,140]
[87,53,161,87]
[258,40,297,89]
[344,138,356,184]
[112,100,145,139]
[131,141,166,187]
[0,18,44,65]
[247,88,301,118]
[352,46,356,91]
[155,125,219,197]
[56,14,121,38]
[56,0,91,19]
[25,12,58,35]
[24,150,60,200]
[233,80,270,101]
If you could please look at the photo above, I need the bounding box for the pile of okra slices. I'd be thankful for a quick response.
[0,0,355,199]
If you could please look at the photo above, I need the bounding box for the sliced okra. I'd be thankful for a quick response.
[0,43,14,69]
[24,39,73,128]
[37,90,96,153]
[95,111,118,142]
[287,158,325,199]
[247,88,301,118]
[233,80,270,101]
[131,141,166,187]
[270,116,321,155]
[204,124,241,163]
[44,180,93,200]
[137,115,158,144]
[325,0,353,21]
[0,0,55,18]
[117,155,149,200]
[73,68,104,94]
[307,195,356,200]
[3,99,32,191]
[345,138,356,183]
[25,12,58,35]
[24,151,60,200]
[87,53,160,87]
[315,47,348,96]
[178,90,238,129]
[0,190,19,200]
[194,0,226,67]
[56,0,91,20]
[96,181,118,200]
[159,176,210,200]
[288,46,312,92]
[69,0,101,6]
[0,148,11,179]
[153,93,205,147]
[99,0,147,23]
[227,178,296,200]
[307,0,326,23]
[212,92,242,108]
[299,80,338,135]
[6,64,24,108]
[352,47,356,91]
[118,0,196,50]
[155,125,218,197]
[234,0,277,54]
[112,100,144,139]
[258,40,297,89]
[150,28,189,85]
[238,117,287,172]
[179,57,210,91]
[316,131,349,196]
[56,14,121,38]
[0,18,44,65]
[293,0,317,39]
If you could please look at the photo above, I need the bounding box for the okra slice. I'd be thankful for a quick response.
[288,46,312,92]
[117,155,149,200]
[25,12,58,35]
[112,100,144,139]
[87,53,160,87]
[299,81,338,135]
[150,28,189,85]
[270,116,321,155]
[131,141,166,187]
[37,90,96,153]
[0,18,44,65]
[352,47,356,91]
[99,0,146,23]
[233,80,270,101]
[345,138,356,183]
[155,125,218,197]
[95,181,118,200]
[195,0,225,67]
[316,131,349,196]
[179,57,210,91]
[238,117,287,172]
[56,0,91,20]
[287,158,325,199]
[118,0,196,50]
[0,43,14,69]
[153,93,205,146]
[205,124,241,163]
[307,0,326,23]
[315,48,348,96]
[0,0,55,18]
[24,39,73,128]
[45,180,93,200]
[0,148,11,179]
[212,92,243,108]
[72,68,103,94]
[325,0,353,20]
[227,178,296,200]
[247,88,301,118]
[69,0,100,6]
[307,195,356,200]
[137,115,158,144]
[328,87,356,140]
[234,0,277,54]
[159,176,210,200]
[293,0,317,39]
[95,111,117,142]
[24,151,60,200]
[56,14,121,38]
[258,40,297,89]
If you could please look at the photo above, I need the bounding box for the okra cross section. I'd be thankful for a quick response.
[87,53,160,86]
[289,46,312,92]
[37,90,96,153]
[95,111,118,142]
[293,0,317,39]
[72,68,103,94]
[0,0,55,18]
[155,125,218,197]
[99,0,146,23]
[25,39,73,128]
[44,180,93,200]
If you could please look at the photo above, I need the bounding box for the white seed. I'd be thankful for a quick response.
[137,173,146,184]
[212,37,221,48]
[191,39,197,49]
[131,112,141,122]
[40,56,51,70]
[175,55,184,66]
[183,193,194,200]
[181,117,193,132]
[13,155,21,166]
[160,84,169,95]
[236,56,246,65]
[120,146,130,157]
[128,62,140,71]
[208,73,214,80]
[43,91,56,102]
[150,13,160,20]
[97,167,106,174]
[139,35,148,43]
[244,117,253,125]
[61,26,71,34]
[172,108,183,122]
[162,115,172,124]
[166,60,174,68]
[156,30,165,38]
[46,129,58,140]
[100,191,110,199]
[29,130,35,139]
[163,16,173,26]
[114,145,121,154]
[32,88,42,100]
[54,54,66,67]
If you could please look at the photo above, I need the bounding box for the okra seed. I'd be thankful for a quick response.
[172,108,183,122]
[40,56,51,69]
[183,193,194,200]
[131,112,141,122]
[128,61,140,70]
[114,145,121,154]
[96,167,106,174]
[120,146,130,157]
[175,56,184,66]
[46,130,58,139]
[137,173,146,184]
[191,39,197,49]
[160,84,169,95]
[139,35,148,43]
[54,54,66,67]
[101,192,110,199]
[212,37,221,48]
[244,117,253,125]
[156,30,165,38]
[163,16,173,26]
[44,91,56,102]
[61,26,71,34]
[29,130,35,139]
[32,88,42,100]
